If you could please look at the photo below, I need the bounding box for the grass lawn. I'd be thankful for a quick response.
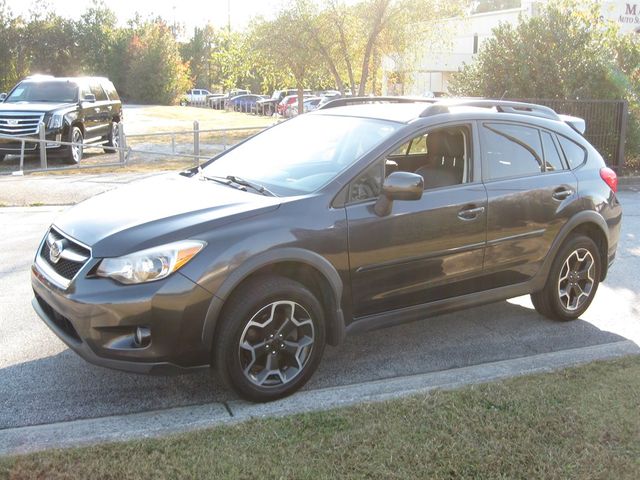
[122,105,275,136]
[2,357,639,479]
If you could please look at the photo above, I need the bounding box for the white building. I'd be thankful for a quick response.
[382,0,640,96]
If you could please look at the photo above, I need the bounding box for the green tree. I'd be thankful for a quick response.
[75,0,118,76]
[22,3,79,76]
[0,1,29,92]
[449,0,640,156]
[124,19,191,104]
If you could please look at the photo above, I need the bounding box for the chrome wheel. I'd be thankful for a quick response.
[557,248,595,311]
[238,300,315,387]
[71,128,83,163]
[111,123,119,149]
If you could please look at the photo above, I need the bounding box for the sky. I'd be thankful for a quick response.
[6,0,288,32]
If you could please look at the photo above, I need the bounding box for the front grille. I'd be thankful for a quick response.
[39,228,91,281]
[0,112,44,135]
[34,293,81,342]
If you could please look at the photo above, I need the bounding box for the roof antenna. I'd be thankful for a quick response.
[500,90,508,100]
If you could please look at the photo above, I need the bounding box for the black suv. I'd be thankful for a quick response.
[0,76,122,164]
[31,98,622,402]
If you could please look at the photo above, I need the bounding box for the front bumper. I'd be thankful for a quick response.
[0,130,64,153]
[31,260,214,375]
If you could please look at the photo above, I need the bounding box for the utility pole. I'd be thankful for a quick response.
[227,0,231,32]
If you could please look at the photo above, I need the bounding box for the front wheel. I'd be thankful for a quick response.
[531,235,601,321]
[214,276,326,402]
[64,126,83,164]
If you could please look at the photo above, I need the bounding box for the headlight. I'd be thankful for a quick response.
[48,114,63,129]
[96,240,206,284]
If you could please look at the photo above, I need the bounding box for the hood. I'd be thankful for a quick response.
[0,102,77,113]
[53,174,281,257]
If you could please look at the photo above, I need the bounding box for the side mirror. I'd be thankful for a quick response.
[374,171,424,216]
[0,93,6,102]
[82,93,96,103]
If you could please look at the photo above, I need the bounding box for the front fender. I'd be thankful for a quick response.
[201,247,345,350]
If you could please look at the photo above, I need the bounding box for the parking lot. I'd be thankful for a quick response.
[0,188,638,431]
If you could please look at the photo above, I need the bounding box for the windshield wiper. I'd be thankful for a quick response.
[201,175,277,197]
[226,175,277,197]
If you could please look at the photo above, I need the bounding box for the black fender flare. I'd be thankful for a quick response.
[535,210,610,289]
[201,247,346,350]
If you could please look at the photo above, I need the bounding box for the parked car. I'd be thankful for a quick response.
[227,94,268,114]
[183,89,214,105]
[31,98,621,402]
[257,89,311,116]
[289,96,323,117]
[0,76,122,164]
[209,89,252,110]
[278,94,314,116]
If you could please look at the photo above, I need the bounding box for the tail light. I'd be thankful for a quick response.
[600,167,618,193]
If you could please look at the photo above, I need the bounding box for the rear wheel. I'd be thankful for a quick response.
[0,153,5,162]
[64,126,83,164]
[103,122,120,153]
[214,275,326,402]
[531,235,601,321]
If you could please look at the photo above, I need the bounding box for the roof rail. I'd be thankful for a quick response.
[420,99,561,121]
[317,96,436,110]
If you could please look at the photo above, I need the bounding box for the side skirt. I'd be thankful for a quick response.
[346,280,543,335]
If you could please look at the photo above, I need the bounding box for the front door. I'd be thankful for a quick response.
[346,124,488,318]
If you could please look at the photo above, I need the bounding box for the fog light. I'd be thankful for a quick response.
[134,326,151,347]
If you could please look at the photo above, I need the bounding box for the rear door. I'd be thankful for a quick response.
[480,122,578,287]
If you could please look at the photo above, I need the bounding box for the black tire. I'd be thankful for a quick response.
[531,234,601,321]
[214,275,326,402]
[0,153,5,162]
[103,122,120,153]
[64,125,84,164]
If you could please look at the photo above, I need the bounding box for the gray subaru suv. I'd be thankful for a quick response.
[31,98,622,402]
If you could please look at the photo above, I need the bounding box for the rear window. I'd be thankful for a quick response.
[558,136,586,169]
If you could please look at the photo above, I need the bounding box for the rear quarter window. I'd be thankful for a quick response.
[558,136,586,169]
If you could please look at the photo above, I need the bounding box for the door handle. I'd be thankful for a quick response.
[458,206,485,220]
[552,187,574,201]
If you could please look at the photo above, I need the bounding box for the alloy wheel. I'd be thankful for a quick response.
[71,129,83,163]
[238,300,315,387]
[557,248,595,311]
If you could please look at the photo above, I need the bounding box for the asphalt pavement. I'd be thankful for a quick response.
[0,190,638,432]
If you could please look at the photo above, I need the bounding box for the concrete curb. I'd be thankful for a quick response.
[1,340,638,457]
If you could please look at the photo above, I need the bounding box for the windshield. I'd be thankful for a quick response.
[202,114,401,195]
[6,81,79,103]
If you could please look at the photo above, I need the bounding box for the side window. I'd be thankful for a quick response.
[80,84,92,100]
[348,160,384,203]
[408,135,427,154]
[101,81,120,101]
[541,131,564,172]
[90,82,107,101]
[558,136,586,169]
[483,123,543,180]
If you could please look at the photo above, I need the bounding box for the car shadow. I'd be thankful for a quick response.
[0,299,632,430]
